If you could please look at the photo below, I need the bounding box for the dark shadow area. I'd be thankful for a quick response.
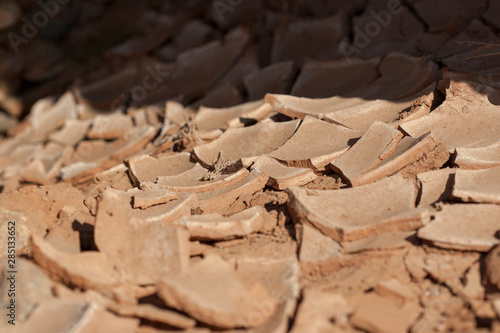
[1,0,500,126]
[71,220,97,251]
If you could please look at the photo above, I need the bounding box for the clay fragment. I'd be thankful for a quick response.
[30,235,120,290]
[452,167,500,204]
[158,255,276,329]
[127,183,178,209]
[342,231,415,254]
[109,11,177,58]
[374,278,417,304]
[44,219,80,254]
[126,153,195,186]
[0,258,53,324]
[15,299,138,333]
[194,100,264,133]
[87,113,134,140]
[234,244,299,305]
[62,125,158,183]
[266,93,415,130]
[417,204,500,252]
[156,163,248,193]
[0,183,88,255]
[286,175,428,242]
[174,206,265,241]
[251,155,316,190]
[107,303,196,329]
[297,224,342,276]
[348,292,421,333]
[268,116,363,170]
[95,188,191,284]
[196,170,268,214]
[145,28,250,104]
[416,168,456,207]
[400,80,500,150]
[290,288,352,333]
[453,141,500,169]
[193,120,299,167]
[335,132,449,187]
[28,92,77,143]
[95,186,197,225]
[49,119,92,146]
[461,262,485,301]
[18,144,72,185]
[330,121,403,185]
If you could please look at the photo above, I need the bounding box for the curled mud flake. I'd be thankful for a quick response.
[200,151,241,181]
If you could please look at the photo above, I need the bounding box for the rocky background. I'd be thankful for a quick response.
[1,1,500,333]
[0,0,499,121]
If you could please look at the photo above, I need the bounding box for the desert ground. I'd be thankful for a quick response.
[1,1,500,332]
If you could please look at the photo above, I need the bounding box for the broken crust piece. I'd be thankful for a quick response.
[452,167,500,204]
[286,175,429,242]
[334,132,449,187]
[225,102,275,128]
[49,119,92,146]
[125,152,195,186]
[87,113,134,140]
[342,231,415,254]
[453,141,500,169]
[233,241,299,302]
[63,125,158,184]
[417,204,500,252]
[95,188,191,285]
[174,206,265,240]
[348,292,421,333]
[30,235,120,291]
[290,287,352,333]
[297,223,342,276]
[157,255,276,329]
[192,120,300,167]
[106,303,196,330]
[28,91,77,143]
[374,278,418,304]
[18,146,73,185]
[399,80,500,150]
[251,155,316,190]
[156,163,248,192]
[321,94,430,131]
[127,183,178,209]
[266,83,433,131]
[193,99,264,132]
[14,299,139,333]
[268,116,363,171]
[330,121,403,185]
[196,170,268,214]
[266,93,416,131]
[416,168,456,207]
[98,187,198,225]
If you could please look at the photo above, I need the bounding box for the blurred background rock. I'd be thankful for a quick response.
[0,0,499,127]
